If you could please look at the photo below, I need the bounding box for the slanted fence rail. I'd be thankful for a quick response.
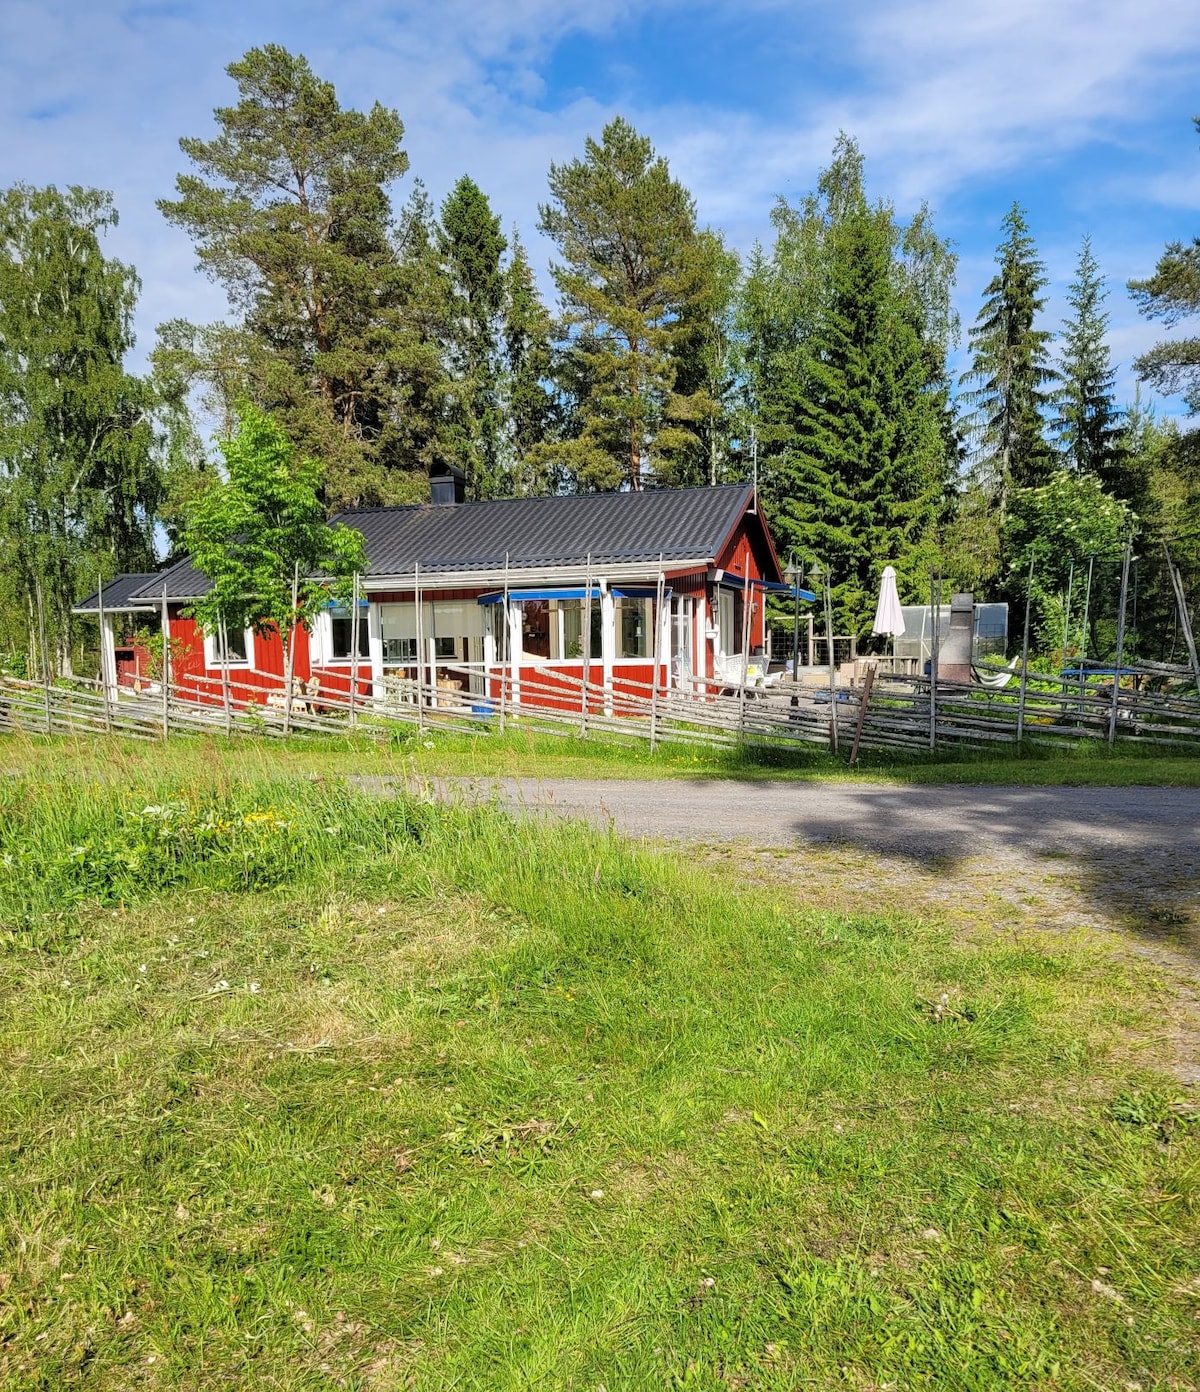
[4,658,1200,758]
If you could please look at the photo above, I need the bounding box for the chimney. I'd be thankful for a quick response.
[430,462,466,505]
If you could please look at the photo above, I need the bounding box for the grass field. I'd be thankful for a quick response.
[3,722,1200,789]
[1,746,1197,1389]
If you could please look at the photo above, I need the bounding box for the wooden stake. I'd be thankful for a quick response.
[283,560,299,737]
[650,557,665,752]
[499,553,509,734]
[1108,538,1132,748]
[738,566,752,740]
[1016,556,1034,746]
[928,570,939,752]
[218,616,232,736]
[1165,546,1200,697]
[349,570,360,728]
[414,563,425,737]
[36,581,51,735]
[848,664,875,767]
[160,587,170,741]
[97,573,112,735]
[824,569,837,754]
[580,551,592,736]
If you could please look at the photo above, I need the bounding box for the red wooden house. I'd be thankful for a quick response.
[76,479,796,714]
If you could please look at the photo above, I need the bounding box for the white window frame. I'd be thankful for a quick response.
[203,624,254,668]
[316,605,371,665]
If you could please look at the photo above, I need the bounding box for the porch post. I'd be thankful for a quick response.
[507,597,522,711]
[600,582,615,716]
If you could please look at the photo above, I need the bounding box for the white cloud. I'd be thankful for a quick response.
[1,0,1197,419]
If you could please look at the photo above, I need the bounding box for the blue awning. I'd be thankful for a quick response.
[477,586,670,605]
[477,587,597,605]
[715,573,816,601]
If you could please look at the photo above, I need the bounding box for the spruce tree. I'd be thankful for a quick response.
[960,203,1058,519]
[439,176,506,499]
[502,232,557,493]
[536,116,710,490]
[1054,237,1127,489]
[740,137,954,630]
[773,200,945,632]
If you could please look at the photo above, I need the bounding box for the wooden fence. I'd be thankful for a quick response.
[3,656,1199,759]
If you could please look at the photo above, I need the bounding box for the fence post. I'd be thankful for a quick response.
[650,559,665,752]
[1165,546,1200,697]
[581,552,592,737]
[1015,557,1034,746]
[283,560,299,738]
[928,570,940,752]
[219,614,233,737]
[823,569,838,754]
[350,570,360,729]
[98,574,112,735]
[36,582,53,735]
[160,587,170,741]
[1107,538,1132,748]
[738,567,752,741]
[498,554,509,735]
[414,563,425,738]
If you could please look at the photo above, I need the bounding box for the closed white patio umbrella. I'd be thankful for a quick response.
[872,566,905,638]
[872,565,905,667]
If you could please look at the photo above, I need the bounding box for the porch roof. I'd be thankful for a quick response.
[72,573,162,614]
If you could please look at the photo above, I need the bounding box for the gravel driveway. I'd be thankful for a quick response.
[470,777,1200,868]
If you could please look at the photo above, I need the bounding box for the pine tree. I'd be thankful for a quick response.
[0,185,163,674]
[1054,237,1127,490]
[1129,115,1200,419]
[156,45,418,509]
[960,203,1058,519]
[536,116,710,490]
[439,176,506,499]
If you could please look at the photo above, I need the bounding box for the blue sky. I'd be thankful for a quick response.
[3,0,1199,418]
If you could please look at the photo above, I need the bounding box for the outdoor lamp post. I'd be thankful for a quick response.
[784,558,802,706]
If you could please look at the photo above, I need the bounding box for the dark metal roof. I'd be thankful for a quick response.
[72,573,161,613]
[131,553,211,603]
[331,484,759,576]
[79,485,769,605]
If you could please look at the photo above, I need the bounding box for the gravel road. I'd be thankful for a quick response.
[462,777,1200,869]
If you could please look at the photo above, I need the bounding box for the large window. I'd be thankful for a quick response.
[560,599,602,660]
[328,606,370,661]
[617,597,652,659]
[518,598,602,661]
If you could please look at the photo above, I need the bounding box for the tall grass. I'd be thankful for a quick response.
[0,758,1197,1389]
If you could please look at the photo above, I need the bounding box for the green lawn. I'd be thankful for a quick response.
[0,751,1197,1389]
[3,722,1200,787]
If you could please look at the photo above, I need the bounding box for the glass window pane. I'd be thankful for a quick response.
[617,598,650,658]
[213,626,247,662]
[330,608,370,660]
[521,600,550,658]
